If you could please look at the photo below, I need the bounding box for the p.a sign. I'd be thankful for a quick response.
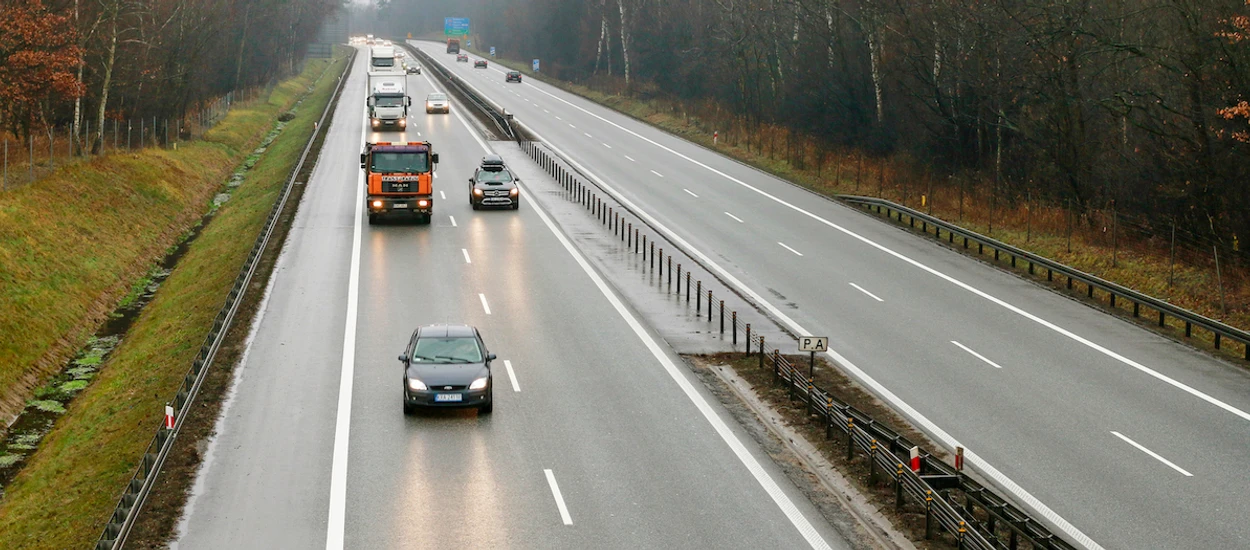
[798,336,828,353]
[490,46,496,57]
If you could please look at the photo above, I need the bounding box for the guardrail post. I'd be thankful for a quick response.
[658,248,663,277]
[845,414,855,461]
[773,349,781,382]
[732,312,738,345]
[650,241,655,269]
[708,290,714,322]
[957,521,966,549]
[628,224,633,249]
[696,281,702,314]
[924,490,934,539]
[744,323,751,354]
[668,256,672,290]
[895,463,905,509]
[825,397,834,439]
[677,263,681,290]
[758,336,765,371]
[868,439,878,484]
[719,300,724,333]
[686,272,691,303]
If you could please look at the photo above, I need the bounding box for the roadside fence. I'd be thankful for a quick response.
[2,88,267,193]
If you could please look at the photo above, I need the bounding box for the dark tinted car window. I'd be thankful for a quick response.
[476,169,513,183]
[412,337,482,363]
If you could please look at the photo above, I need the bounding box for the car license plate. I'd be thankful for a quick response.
[434,393,462,402]
[393,203,408,209]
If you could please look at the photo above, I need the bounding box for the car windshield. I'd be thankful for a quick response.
[427,94,447,101]
[371,152,429,173]
[374,96,404,107]
[477,169,512,184]
[412,337,482,363]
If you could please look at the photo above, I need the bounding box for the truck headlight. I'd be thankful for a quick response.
[469,377,488,390]
[407,378,427,391]
[371,119,379,127]
[399,119,407,127]
[418,200,429,207]
[372,200,383,208]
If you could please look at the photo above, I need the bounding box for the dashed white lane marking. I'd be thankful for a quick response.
[569,123,576,128]
[650,170,664,178]
[503,360,520,392]
[950,341,1004,369]
[724,212,744,223]
[584,132,593,138]
[683,188,699,198]
[777,242,803,257]
[479,293,492,315]
[1111,431,1193,477]
[624,155,636,162]
[440,190,446,200]
[462,249,472,264]
[849,282,884,302]
[544,469,573,525]
[602,142,612,149]
[449,215,458,227]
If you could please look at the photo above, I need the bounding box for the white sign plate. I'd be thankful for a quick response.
[798,336,828,352]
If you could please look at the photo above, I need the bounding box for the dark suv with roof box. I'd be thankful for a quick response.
[469,155,520,210]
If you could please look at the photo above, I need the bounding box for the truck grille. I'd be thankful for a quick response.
[383,181,418,193]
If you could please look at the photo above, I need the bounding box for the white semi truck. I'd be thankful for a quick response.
[367,73,410,129]
[369,45,397,71]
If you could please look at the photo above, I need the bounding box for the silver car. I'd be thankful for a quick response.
[425,93,449,114]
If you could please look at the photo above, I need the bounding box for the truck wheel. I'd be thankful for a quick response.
[367,213,377,225]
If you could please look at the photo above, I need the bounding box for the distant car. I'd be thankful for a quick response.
[425,93,450,114]
[474,59,488,69]
[399,324,495,414]
[407,64,421,75]
[469,155,520,210]
[456,54,469,62]
[505,71,522,83]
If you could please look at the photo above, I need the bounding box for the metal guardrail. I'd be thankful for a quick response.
[515,139,1079,549]
[840,196,1250,360]
[402,42,516,141]
[94,50,355,550]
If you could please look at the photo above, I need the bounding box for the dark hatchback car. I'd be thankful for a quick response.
[399,324,495,414]
[469,155,520,210]
[505,71,522,83]
[474,59,488,69]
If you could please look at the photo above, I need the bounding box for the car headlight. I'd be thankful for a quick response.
[469,377,488,390]
[509,188,519,196]
[407,378,427,391]
[473,188,483,196]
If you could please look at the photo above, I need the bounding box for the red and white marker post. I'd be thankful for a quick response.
[955,446,964,471]
[164,404,175,429]
[909,446,921,472]
[713,131,719,145]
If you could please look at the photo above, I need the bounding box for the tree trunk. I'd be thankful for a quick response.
[234,4,251,91]
[617,0,631,87]
[594,1,609,75]
[93,5,119,155]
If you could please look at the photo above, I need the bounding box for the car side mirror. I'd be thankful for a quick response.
[468,178,474,183]
[431,153,439,164]
[360,153,366,164]
[398,354,408,363]
[485,353,497,362]
[406,97,412,106]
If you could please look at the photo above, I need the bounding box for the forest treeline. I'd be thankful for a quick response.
[0,0,338,153]
[365,0,1250,247]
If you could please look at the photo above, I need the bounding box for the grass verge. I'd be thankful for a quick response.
[0,49,350,549]
[471,48,1248,362]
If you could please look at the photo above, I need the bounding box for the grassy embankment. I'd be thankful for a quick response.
[0,49,349,548]
[471,48,1248,358]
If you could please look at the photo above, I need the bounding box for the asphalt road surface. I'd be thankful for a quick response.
[413,40,1250,549]
[175,48,848,549]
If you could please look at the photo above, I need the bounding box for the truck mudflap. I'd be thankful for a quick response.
[366,196,433,223]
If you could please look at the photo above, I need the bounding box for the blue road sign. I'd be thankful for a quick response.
[444,17,470,36]
[533,59,540,72]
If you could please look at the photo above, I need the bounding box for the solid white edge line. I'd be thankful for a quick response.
[778,242,804,257]
[504,116,1096,547]
[511,144,832,550]
[950,341,1004,369]
[326,102,368,550]
[683,188,699,198]
[544,469,574,525]
[462,248,472,264]
[503,359,520,392]
[1110,431,1193,477]
[725,211,745,223]
[479,293,492,315]
[848,282,884,302]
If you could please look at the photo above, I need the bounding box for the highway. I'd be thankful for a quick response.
[174,48,849,548]
[412,40,1250,549]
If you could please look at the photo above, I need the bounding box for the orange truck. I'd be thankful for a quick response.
[360,141,440,224]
